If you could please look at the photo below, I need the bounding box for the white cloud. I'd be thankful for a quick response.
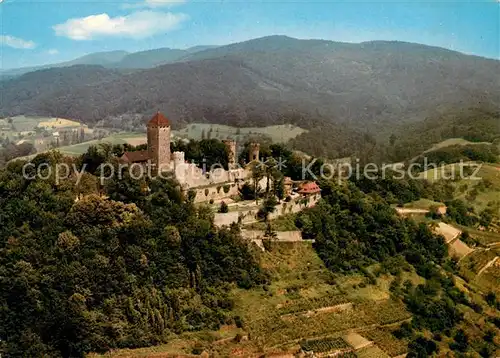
[0,35,36,49]
[53,11,188,40]
[48,49,59,55]
[122,0,185,9]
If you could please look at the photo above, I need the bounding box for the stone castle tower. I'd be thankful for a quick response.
[222,139,237,168]
[248,143,260,162]
[147,111,171,172]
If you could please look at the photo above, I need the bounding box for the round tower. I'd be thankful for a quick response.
[222,139,237,168]
[147,111,171,173]
[248,143,260,163]
[173,151,185,169]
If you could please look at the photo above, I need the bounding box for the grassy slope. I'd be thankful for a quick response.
[404,156,500,295]
[1,116,42,139]
[418,163,500,212]
[423,138,494,153]
[458,226,500,246]
[403,198,444,210]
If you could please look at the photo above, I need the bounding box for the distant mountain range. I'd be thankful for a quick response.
[1,36,498,137]
[0,45,219,77]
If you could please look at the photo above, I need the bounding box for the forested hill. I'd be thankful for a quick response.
[1,36,498,130]
[1,144,499,357]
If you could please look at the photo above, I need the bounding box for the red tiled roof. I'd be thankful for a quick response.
[148,111,170,127]
[298,181,321,194]
[121,150,149,163]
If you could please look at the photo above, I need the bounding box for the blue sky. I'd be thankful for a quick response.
[0,0,499,69]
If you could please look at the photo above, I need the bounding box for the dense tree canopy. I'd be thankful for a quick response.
[0,152,264,357]
[296,180,447,273]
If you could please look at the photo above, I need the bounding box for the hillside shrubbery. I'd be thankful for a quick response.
[0,151,265,357]
[296,180,447,273]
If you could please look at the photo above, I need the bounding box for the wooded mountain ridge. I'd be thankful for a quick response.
[1,36,498,134]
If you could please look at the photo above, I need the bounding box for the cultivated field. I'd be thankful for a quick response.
[37,117,82,129]
[175,123,308,143]
[458,226,500,246]
[458,247,499,284]
[1,115,40,139]
[363,328,408,357]
[51,132,146,156]
[9,121,307,162]
[473,260,500,294]
[89,242,414,357]
[8,115,42,132]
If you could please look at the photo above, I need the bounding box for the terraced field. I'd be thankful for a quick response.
[457,226,500,246]
[300,337,351,353]
[363,328,408,357]
[226,243,413,354]
[356,345,391,358]
[473,261,500,294]
[89,242,412,357]
[458,246,500,295]
[278,295,351,315]
[459,248,498,279]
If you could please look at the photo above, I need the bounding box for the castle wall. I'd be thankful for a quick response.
[190,183,240,203]
[213,193,321,227]
[175,164,248,190]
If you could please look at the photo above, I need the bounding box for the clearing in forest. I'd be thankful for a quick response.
[433,222,462,243]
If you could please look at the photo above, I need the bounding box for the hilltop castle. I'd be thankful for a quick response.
[120,112,255,202]
[118,111,321,225]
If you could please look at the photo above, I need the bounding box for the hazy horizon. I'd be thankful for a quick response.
[1,0,498,69]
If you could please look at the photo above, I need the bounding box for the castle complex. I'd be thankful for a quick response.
[121,112,256,202]
[119,111,321,224]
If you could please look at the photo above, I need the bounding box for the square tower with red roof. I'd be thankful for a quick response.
[147,111,171,173]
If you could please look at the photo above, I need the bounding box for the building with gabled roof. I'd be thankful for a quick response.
[120,150,149,164]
